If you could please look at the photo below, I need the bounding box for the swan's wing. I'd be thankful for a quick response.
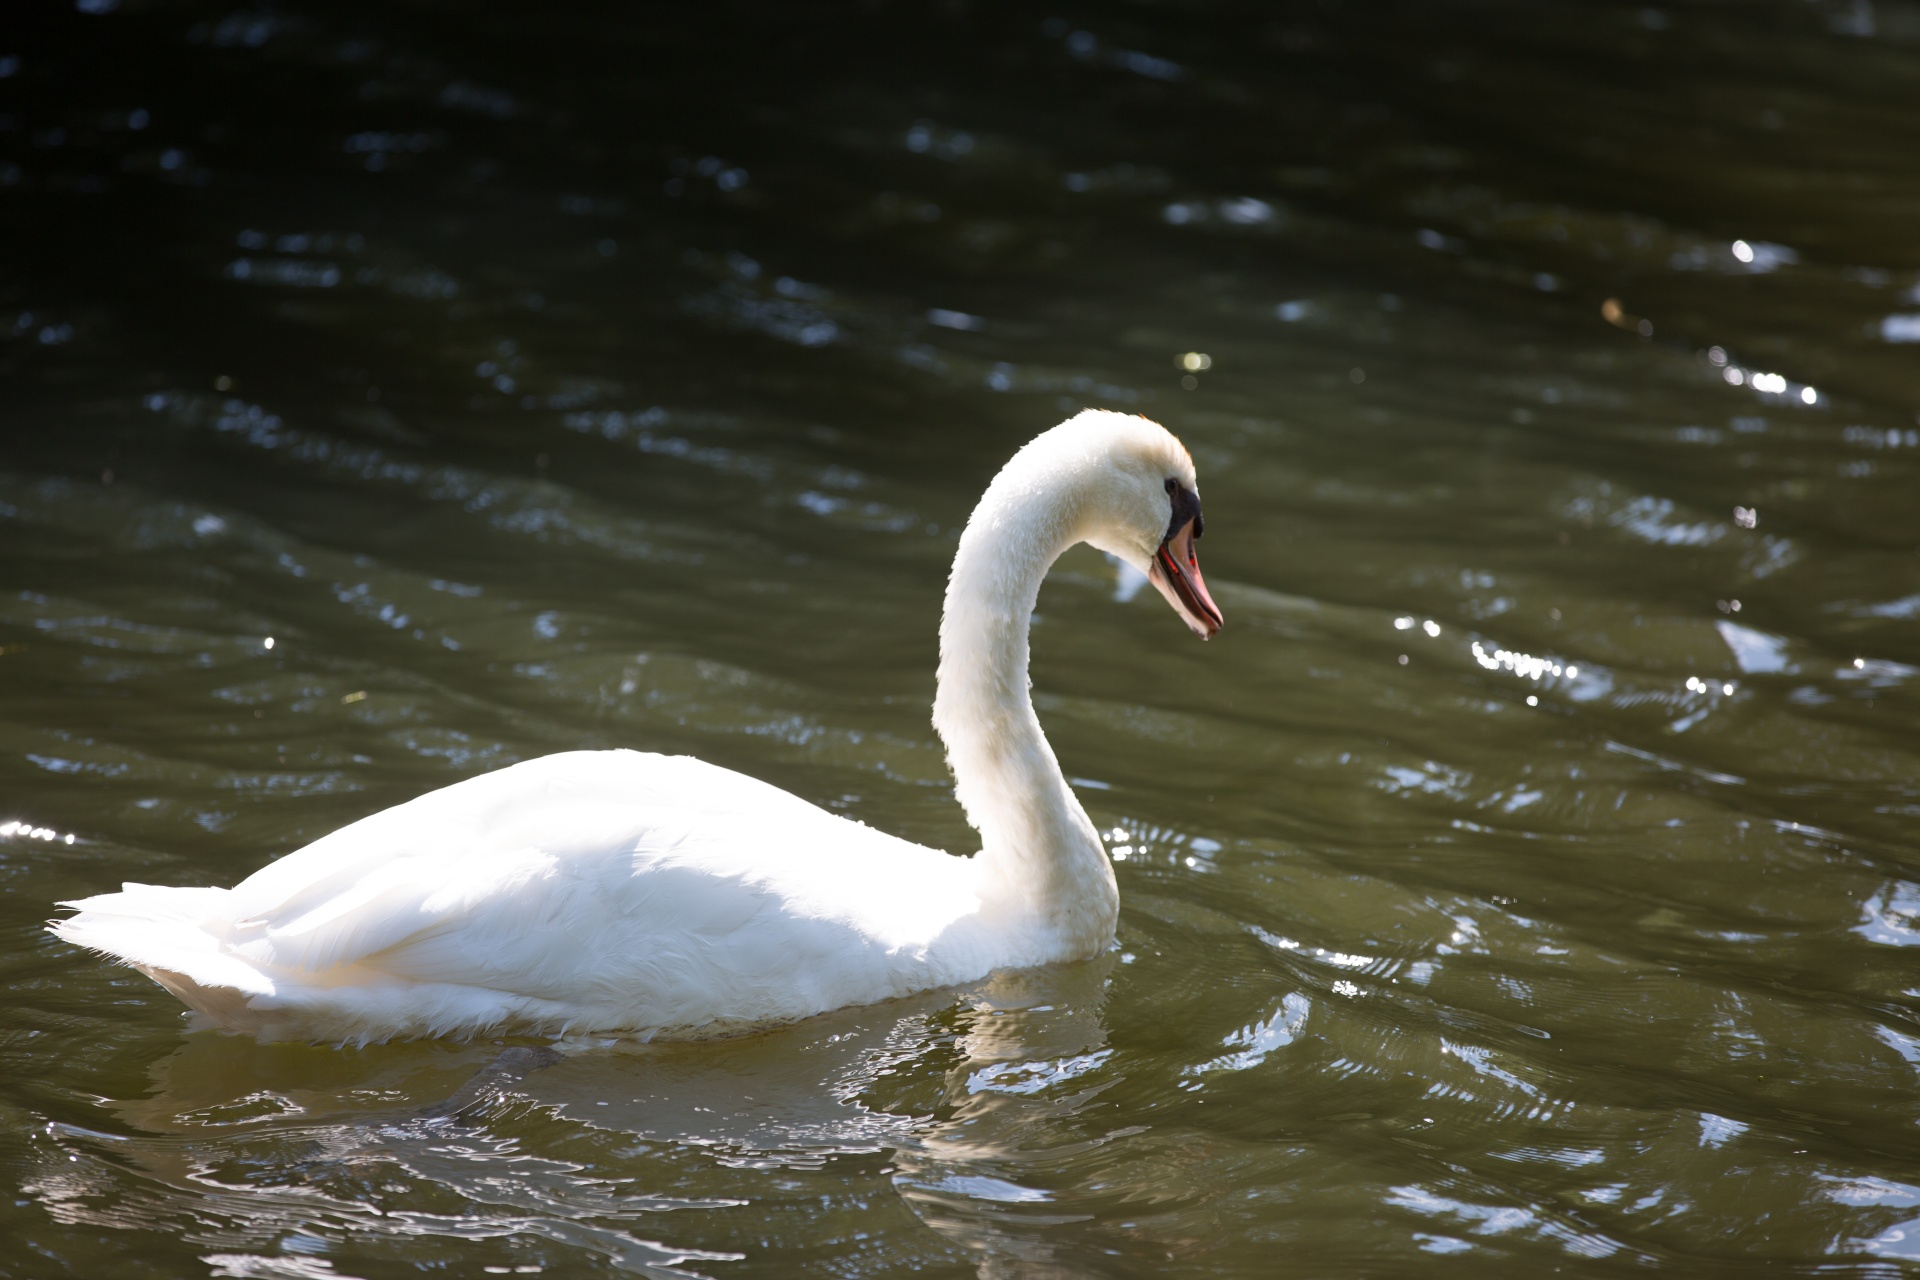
[227,801,720,976]
[214,750,969,1001]
[350,807,914,1028]
[223,749,826,931]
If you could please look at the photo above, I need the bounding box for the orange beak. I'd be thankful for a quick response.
[1149,518,1223,639]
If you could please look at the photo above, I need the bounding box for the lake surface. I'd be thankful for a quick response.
[4,1,1920,1275]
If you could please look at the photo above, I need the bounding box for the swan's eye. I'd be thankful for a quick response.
[1163,481,1205,543]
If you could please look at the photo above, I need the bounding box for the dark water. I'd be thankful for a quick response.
[4,0,1920,1275]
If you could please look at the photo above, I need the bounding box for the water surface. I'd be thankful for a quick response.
[3,1,1920,1275]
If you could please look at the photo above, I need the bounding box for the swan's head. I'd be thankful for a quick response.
[1068,410,1224,640]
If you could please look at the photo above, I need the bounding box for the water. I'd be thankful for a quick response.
[4,0,1919,1274]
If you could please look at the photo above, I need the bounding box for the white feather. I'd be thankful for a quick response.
[49,411,1208,1043]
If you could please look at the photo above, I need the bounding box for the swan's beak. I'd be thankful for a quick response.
[1149,518,1223,639]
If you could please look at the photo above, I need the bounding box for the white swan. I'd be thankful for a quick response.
[50,410,1223,1044]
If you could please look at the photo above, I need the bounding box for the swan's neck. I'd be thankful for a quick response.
[933,460,1117,959]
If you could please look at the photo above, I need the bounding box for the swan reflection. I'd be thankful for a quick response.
[33,959,1118,1277]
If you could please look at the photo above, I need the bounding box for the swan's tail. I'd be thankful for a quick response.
[48,883,278,1026]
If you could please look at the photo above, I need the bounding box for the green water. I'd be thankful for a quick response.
[4,1,1919,1275]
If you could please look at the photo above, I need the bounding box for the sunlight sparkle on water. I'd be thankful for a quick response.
[1719,367,1815,404]
[1472,641,1568,683]
[0,821,74,844]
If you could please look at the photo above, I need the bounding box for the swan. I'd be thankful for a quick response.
[49,409,1223,1044]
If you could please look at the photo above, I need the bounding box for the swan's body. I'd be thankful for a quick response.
[60,752,999,1042]
[51,411,1222,1043]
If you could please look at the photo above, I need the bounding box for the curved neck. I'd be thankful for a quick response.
[932,459,1118,958]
